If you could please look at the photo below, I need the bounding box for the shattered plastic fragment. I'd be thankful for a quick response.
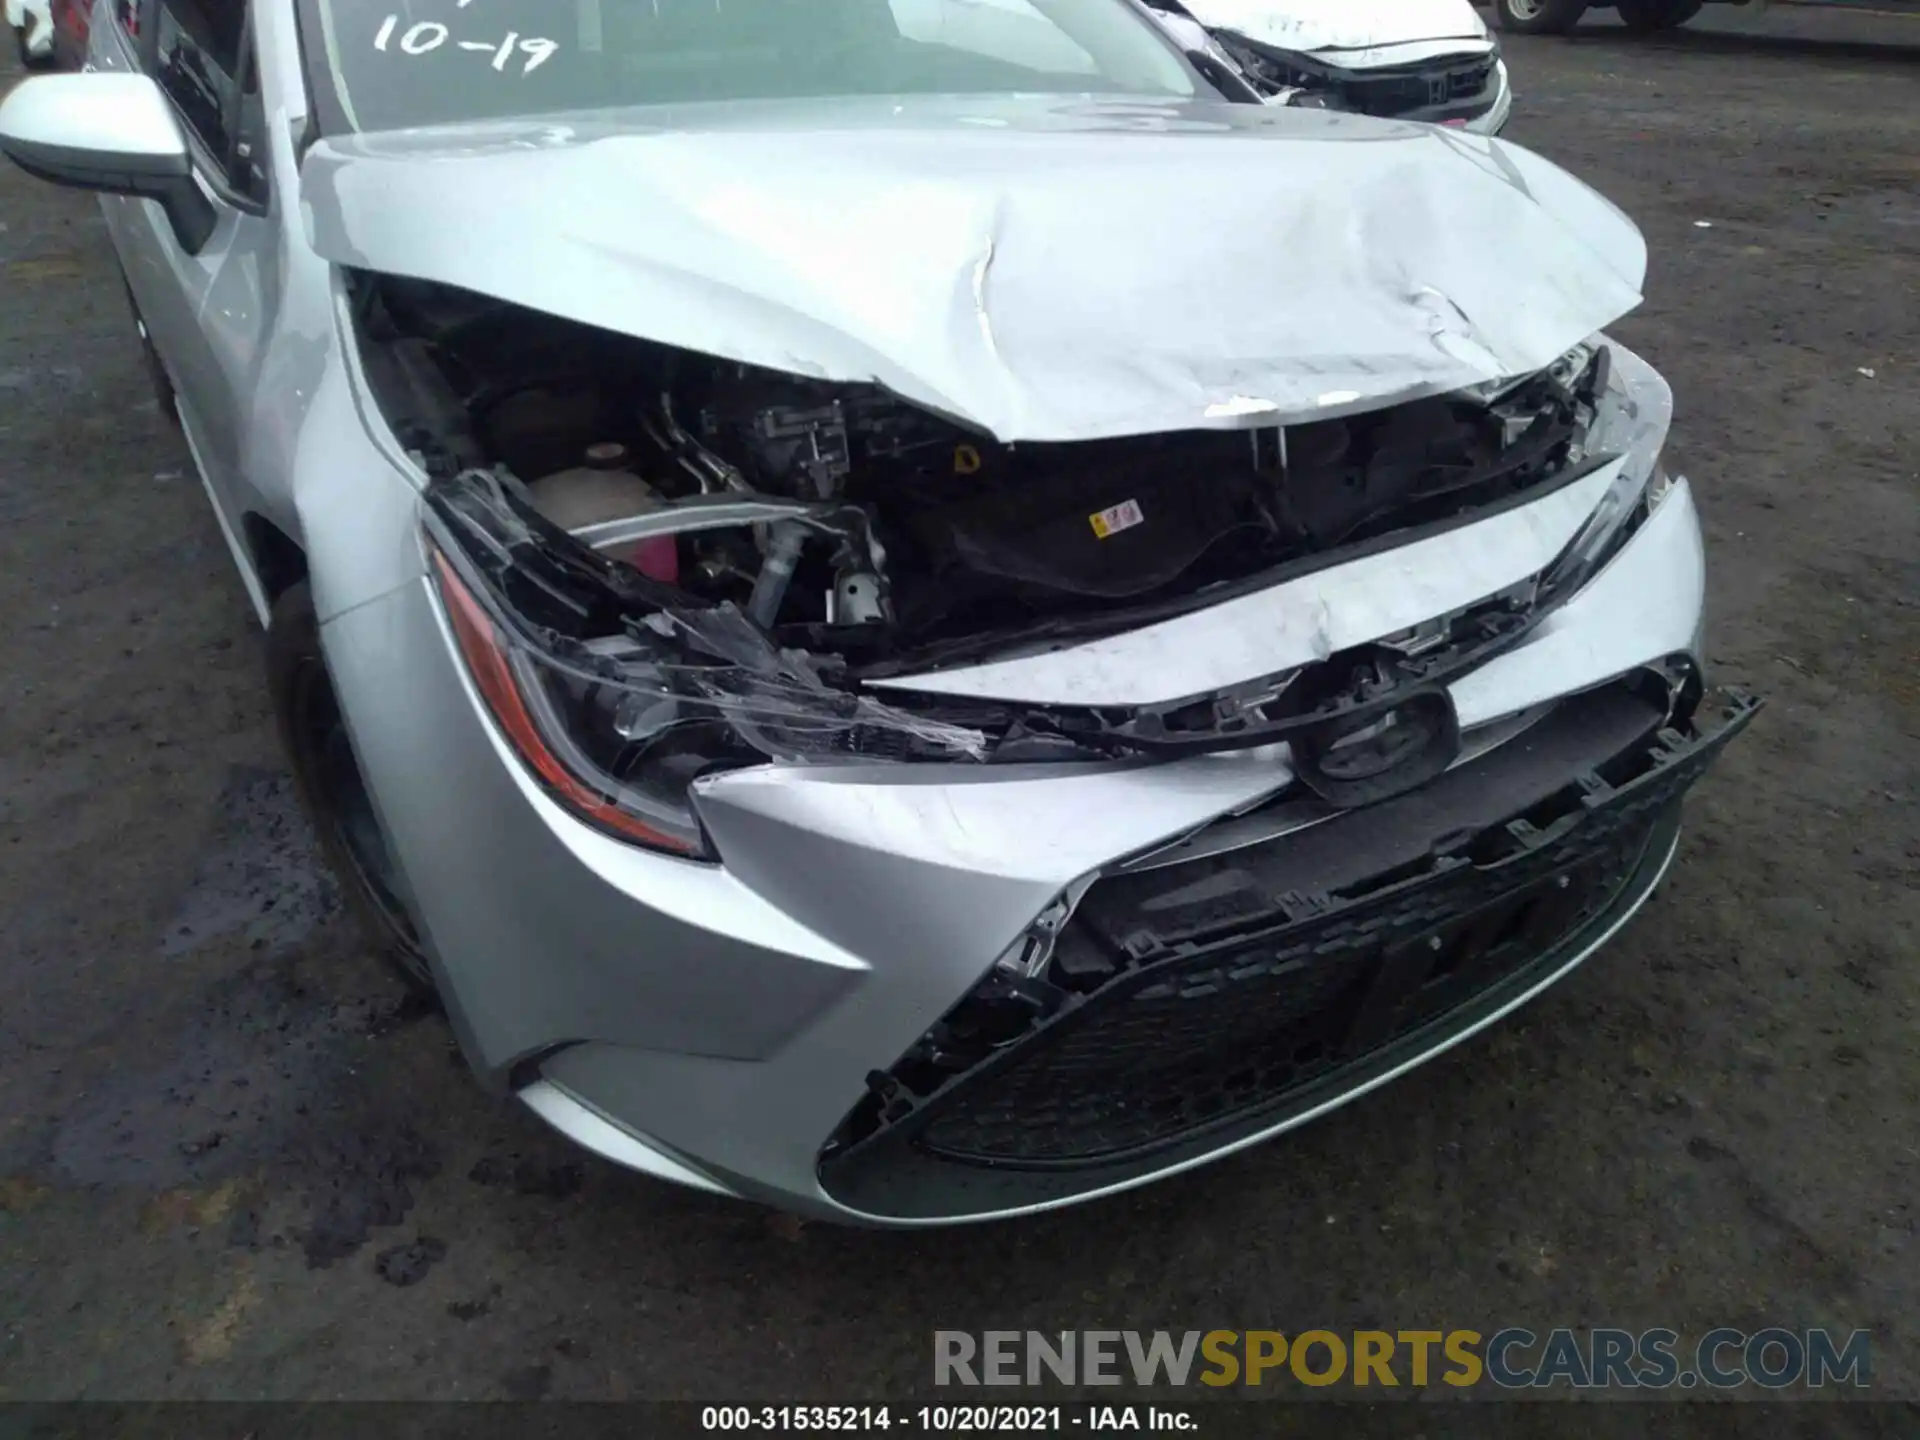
[644,604,990,762]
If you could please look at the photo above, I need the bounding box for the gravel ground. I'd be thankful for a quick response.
[0,2,1916,1412]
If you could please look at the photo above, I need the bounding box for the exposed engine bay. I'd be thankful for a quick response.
[358,272,1601,663]
[349,270,1627,848]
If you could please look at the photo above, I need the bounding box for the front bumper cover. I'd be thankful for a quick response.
[819,682,1759,1220]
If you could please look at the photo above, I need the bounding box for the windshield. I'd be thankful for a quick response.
[300,0,1202,134]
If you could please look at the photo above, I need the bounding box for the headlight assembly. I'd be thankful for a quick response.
[1541,338,1679,594]
[425,474,988,860]
[432,546,713,856]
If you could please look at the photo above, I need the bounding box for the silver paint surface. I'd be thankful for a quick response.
[300,95,1643,443]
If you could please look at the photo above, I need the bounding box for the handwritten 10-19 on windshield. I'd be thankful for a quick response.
[372,11,558,73]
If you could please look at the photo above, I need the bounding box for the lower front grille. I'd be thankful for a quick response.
[1343,58,1497,118]
[818,684,1761,1220]
[917,822,1644,1166]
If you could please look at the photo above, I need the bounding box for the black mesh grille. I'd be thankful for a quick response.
[916,821,1644,1164]
[1343,59,1497,118]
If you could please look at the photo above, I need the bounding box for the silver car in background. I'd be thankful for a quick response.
[0,0,1755,1225]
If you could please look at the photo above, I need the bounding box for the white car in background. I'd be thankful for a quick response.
[892,0,1511,134]
[1144,0,1512,133]
[6,0,55,67]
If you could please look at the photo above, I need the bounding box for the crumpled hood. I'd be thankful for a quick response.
[302,94,1644,443]
[1174,0,1490,55]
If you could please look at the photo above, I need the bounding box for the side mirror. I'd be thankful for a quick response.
[0,73,217,252]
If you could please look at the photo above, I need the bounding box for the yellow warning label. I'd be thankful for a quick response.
[1089,499,1145,539]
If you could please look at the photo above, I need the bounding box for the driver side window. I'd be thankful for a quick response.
[151,0,267,206]
[230,35,269,205]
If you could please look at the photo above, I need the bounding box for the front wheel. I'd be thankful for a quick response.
[267,581,439,998]
[1492,0,1589,32]
[1615,0,1703,30]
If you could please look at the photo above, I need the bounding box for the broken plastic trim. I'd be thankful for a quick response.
[423,465,1512,799]
[424,470,990,860]
[1539,341,1676,594]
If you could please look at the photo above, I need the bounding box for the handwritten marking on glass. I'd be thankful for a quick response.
[402,21,447,52]
[373,15,557,72]
[458,32,518,68]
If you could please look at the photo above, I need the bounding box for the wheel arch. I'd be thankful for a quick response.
[243,512,309,612]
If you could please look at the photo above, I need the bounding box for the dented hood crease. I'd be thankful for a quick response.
[300,94,1646,443]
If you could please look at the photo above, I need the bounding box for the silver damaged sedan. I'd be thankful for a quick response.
[0,0,1759,1225]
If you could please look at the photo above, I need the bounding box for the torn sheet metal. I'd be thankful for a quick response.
[1172,0,1491,56]
[301,93,1645,445]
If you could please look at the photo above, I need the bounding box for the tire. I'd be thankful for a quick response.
[1615,0,1702,30]
[1492,0,1589,33]
[267,581,440,998]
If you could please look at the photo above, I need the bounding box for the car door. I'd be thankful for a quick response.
[96,0,278,618]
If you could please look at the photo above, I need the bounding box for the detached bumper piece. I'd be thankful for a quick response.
[820,680,1761,1221]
